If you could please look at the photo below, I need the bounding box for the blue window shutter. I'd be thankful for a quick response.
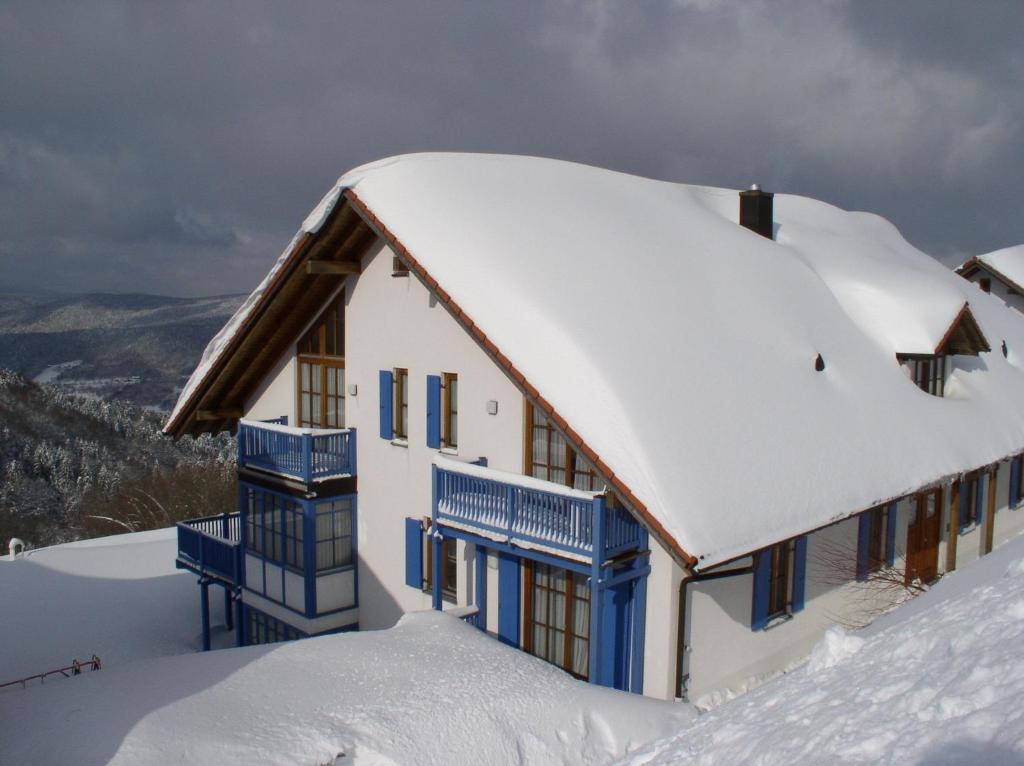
[975,474,986,527]
[1010,458,1021,508]
[497,553,521,646]
[404,518,423,588]
[379,370,393,439]
[885,502,898,567]
[426,374,441,449]
[855,514,871,581]
[791,536,807,613]
[751,550,770,631]
[959,479,969,532]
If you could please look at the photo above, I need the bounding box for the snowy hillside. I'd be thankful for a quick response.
[0,531,690,766]
[620,532,1024,766]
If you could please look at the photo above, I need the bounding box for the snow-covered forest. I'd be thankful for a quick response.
[0,369,234,549]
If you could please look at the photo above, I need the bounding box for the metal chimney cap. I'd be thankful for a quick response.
[749,183,761,191]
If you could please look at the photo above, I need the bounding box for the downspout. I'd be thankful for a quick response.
[676,565,753,701]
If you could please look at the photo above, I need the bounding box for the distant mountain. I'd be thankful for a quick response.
[0,292,243,410]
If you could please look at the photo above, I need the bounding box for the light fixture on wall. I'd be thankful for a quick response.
[486,400,498,415]
[347,383,358,396]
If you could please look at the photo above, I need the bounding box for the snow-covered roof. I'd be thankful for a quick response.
[169,153,1024,569]
[960,244,1024,294]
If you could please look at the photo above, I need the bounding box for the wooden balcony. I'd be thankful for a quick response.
[432,458,643,562]
[237,418,356,484]
[176,512,241,586]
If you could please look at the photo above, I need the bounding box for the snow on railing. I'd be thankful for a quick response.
[433,456,642,559]
[237,419,356,482]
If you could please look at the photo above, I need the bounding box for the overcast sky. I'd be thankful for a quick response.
[1,1,1022,297]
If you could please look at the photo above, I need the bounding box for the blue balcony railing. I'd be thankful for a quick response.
[433,460,643,561]
[237,419,356,483]
[176,512,241,585]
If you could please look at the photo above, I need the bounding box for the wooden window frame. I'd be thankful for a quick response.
[523,401,601,491]
[393,368,409,439]
[423,532,457,604]
[523,560,590,681]
[866,505,886,574]
[898,354,946,397]
[766,541,791,620]
[296,293,346,428]
[441,372,458,449]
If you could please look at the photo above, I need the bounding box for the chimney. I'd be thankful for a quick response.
[739,184,774,240]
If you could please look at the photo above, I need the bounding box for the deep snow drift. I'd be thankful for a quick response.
[0,531,691,765]
[0,528,202,681]
[619,532,1024,766]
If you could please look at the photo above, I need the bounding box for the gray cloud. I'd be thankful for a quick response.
[1,0,1021,295]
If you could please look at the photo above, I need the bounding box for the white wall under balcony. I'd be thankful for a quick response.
[317,569,355,613]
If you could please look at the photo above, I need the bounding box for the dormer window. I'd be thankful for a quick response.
[899,354,946,397]
[897,304,991,399]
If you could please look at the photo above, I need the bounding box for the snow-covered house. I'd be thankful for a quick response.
[164,153,1024,702]
[957,246,1024,315]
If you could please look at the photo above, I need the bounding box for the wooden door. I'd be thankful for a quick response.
[907,488,942,584]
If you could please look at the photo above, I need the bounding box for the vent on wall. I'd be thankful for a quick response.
[739,184,774,240]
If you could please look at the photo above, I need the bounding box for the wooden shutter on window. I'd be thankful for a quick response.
[1011,458,1022,508]
[426,374,441,449]
[856,514,871,582]
[791,536,807,613]
[405,518,423,588]
[751,549,770,631]
[379,370,393,439]
[885,501,898,567]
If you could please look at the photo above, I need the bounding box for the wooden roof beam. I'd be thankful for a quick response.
[306,260,362,275]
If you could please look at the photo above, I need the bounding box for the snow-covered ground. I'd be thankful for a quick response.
[619,532,1024,766]
[6,527,1024,765]
[0,529,204,681]
[0,530,690,765]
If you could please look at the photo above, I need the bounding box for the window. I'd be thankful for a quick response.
[524,561,590,680]
[442,372,458,449]
[752,537,807,630]
[392,255,409,277]
[962,471,983,529]
[899,354,946,397]
[393,368,409,439]
[1012,456,1024,508]
[525,402,601,491]
[423,534,457,603]
[314,498,354,571]
[245,488,304,569]
[766,542,790,620]
[297,294,345,427]
[247,609,303,645]
[857,504,897,580]
[980,277,991,293]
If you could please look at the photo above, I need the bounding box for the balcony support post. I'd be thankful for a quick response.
[235,591,245,647]
[224,585,234,631]
[474,544,487,631]
[589,495,607,686]
[199,577,211,652]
